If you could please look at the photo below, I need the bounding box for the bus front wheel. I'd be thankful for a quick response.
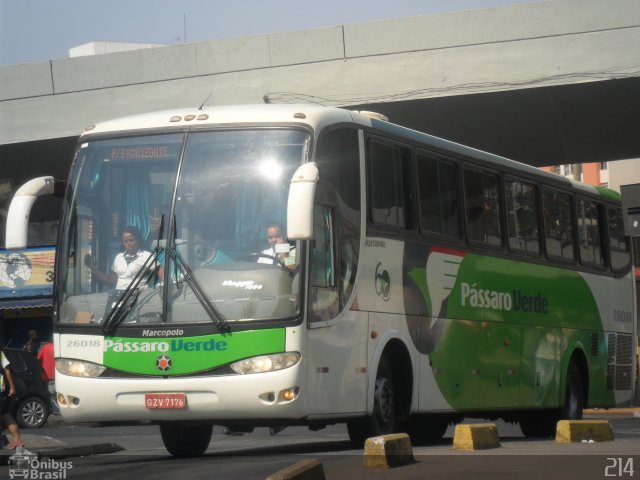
[347,358,396,447]
[160,421,213,456]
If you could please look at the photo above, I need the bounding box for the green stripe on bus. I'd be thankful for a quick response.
[595,186,621,201]
[103,328,285,376]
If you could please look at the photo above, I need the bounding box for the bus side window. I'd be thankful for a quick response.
[368,140,409,229]
[416,153,461,239]
[505,178,540,256]
[608,206,631,272]
[464,168,502,247]
[309,204,339,323]
[542,189,575,262]
[577,197,605,267]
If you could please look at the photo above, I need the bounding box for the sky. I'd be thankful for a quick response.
[0,0,538,67]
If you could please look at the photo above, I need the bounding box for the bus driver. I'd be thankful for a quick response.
[258,222,296,269]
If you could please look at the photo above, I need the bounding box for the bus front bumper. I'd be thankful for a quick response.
[55,361,308,423]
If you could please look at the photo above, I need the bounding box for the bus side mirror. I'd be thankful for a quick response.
[287,163,319,240]
[5,176,58,249]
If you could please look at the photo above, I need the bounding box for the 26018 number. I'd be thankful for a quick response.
[66,339,101,348]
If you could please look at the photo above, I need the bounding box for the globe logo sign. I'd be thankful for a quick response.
[0,252,32,288]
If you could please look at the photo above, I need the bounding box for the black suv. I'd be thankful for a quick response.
[3,348,50,428]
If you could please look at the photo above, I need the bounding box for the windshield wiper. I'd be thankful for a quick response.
[168,221,229,333]
[102,216,166,336]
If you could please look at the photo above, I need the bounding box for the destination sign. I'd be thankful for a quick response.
[110,146,172,159]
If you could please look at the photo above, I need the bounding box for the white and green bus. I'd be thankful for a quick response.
[6,104,636,455]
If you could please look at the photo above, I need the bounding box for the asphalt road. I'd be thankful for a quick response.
[1,413,639,479]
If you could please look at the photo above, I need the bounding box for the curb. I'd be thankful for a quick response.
[453,423,501,451]
[584,407,640,416]
[555,420,614,443]
[266,458,325,480]
[363,433,414,469]
[1,443,123,465]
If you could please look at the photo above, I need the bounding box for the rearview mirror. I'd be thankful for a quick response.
[287,163,319,240]
[6,176,58,249]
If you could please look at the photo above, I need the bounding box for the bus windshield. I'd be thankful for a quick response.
[58,128,310,327]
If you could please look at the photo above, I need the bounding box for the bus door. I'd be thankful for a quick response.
[305,204,367,415]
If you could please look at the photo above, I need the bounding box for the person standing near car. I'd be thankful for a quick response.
[37,342,54,382]
[0,348,24,449]
[37,341,59,415]
[23,330,41,355]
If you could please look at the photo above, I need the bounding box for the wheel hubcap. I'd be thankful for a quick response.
[22,401,45,427]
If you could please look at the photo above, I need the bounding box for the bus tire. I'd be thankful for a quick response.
[160,421,213,456]
[347,357,396,447]
[561,360,584,420]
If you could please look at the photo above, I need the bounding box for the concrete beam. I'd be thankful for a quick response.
[2,0,640,166]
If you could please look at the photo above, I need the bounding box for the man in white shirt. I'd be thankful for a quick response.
[85,226,156,289]
[258,222,296,269]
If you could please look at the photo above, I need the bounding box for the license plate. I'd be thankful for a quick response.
[145,393,186,409]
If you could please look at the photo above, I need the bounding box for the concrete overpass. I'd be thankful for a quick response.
[1,0,640,188]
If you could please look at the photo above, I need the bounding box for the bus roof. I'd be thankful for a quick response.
[82,104,358,137]
[82,104,615,202]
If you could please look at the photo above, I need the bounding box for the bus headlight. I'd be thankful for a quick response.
[230,352,300,375]
[55,358,106,378]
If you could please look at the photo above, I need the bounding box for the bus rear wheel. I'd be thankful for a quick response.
[160,421,213,456]
[561,361,584,421]
[347,358,396,447]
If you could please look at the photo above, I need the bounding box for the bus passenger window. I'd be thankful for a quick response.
[608,206,631,272]
[464,169,502,246]
[505,179,540,255]
[577,198,604,266]
[368,141,408,228]
[543,189,575,262]
[417,154,460,238]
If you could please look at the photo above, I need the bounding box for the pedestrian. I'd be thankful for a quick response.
[1,348,25,450]
[23,329,41,355]
[37,341,59,415]
[36,341,54,382]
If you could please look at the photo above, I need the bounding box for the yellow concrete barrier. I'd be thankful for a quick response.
[555,420,614,443]
[363,433,415,468]
[453,423,501,450]
[266,458,325,480]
